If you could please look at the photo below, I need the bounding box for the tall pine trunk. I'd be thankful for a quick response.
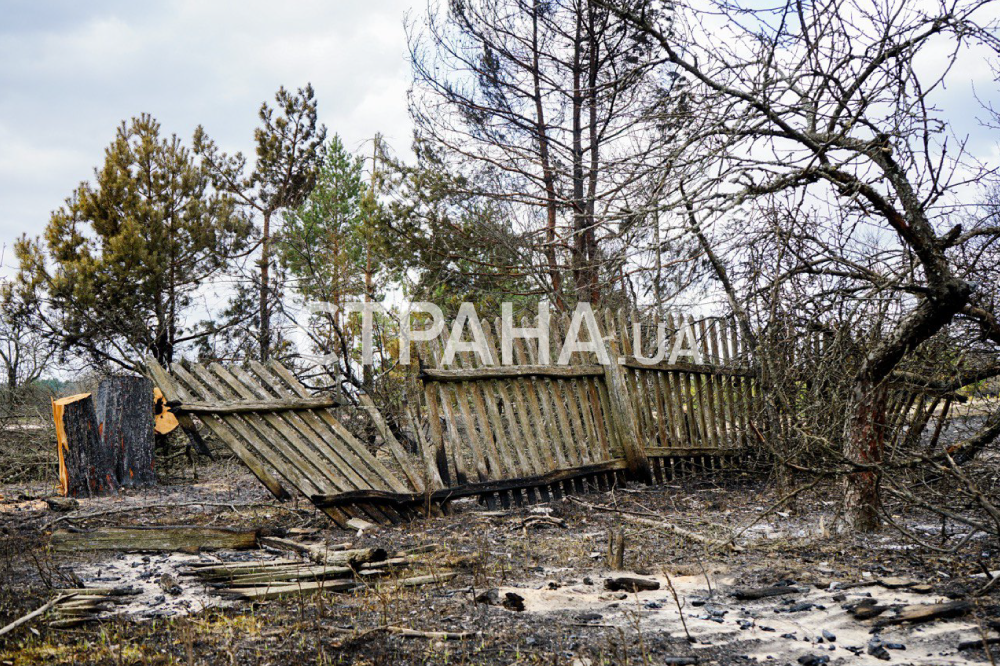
[260,211,272,361]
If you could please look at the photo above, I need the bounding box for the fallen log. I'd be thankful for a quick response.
[393,572,458,587]
[258,537,385,567]
[44,501,303,529]
[958,636,1000,650]
[51,526,264,552]
[52,602,115,614]
[48,618,93,629]
[182,559,302,574]
[55,587,139,597]
[226,579,357,601]
[605,576,661,593]
[258,536,352,554]
[732,586,804,600]
[847,599,892,619]
[388,626,478,640]
[875,601,972,627]
[95,375,155,488]
[223,565,354,586]
[53,394,119,497]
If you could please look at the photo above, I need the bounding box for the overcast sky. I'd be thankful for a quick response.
[0,0,418,278]
[2,0,998,287]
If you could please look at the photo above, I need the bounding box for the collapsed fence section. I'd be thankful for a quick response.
[145,358,425,527]
[418,360,627,508]
[410,311,753,506]
[146,308,960,525]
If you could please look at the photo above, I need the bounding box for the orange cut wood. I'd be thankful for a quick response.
[52,394,91,496]
[153,387,179,435]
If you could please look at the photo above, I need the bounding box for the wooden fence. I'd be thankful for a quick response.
[145,358,425,527]
[412,310,752,506]
[605,311,751,482]
[148,308,957,524]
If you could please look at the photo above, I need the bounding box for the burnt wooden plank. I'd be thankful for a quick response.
[312,459,630,510]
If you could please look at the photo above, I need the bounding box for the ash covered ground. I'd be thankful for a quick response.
[1,458,998,665]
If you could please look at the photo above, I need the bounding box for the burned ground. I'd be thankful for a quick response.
[1,453,999,666]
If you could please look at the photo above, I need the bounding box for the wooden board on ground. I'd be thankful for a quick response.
[51,526,264,552]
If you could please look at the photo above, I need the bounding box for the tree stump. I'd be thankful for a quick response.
[53,394,119,497]
[96,376,155,488]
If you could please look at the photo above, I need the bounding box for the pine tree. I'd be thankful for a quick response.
[279,135,367,306]
[195,84,326,361]
[8,114,250,370]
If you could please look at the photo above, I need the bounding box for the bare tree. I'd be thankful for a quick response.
[607,0,1000,530]
[0,296,52,418]
[408,0,681,306]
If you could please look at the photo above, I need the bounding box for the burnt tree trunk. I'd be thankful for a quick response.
[843,379,889,532]
[841,285,971,532]
[53,394,119,497]
[96,376,155,488]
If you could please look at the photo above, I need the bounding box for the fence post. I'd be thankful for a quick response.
[603,336,652,484]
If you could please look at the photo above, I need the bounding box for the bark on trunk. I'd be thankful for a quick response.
[53,394,119,497]
[843,379,889,532]
[531,0,564,310]
[840,285,970,531]
[96,376,156,488]
[260,211,272,362]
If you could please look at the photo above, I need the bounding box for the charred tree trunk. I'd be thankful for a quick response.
[843,379,889,532]
[53,394,119,497]
[96,376,155,488]
[842,287,970,531]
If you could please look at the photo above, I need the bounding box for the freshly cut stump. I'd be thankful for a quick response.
[53,394,119,497]
[96,375,155,488]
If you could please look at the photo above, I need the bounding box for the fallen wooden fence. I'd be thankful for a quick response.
[145,358,426,527]
[145,314,755,523]
[411,312,752,506]
[146,309,952,526]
